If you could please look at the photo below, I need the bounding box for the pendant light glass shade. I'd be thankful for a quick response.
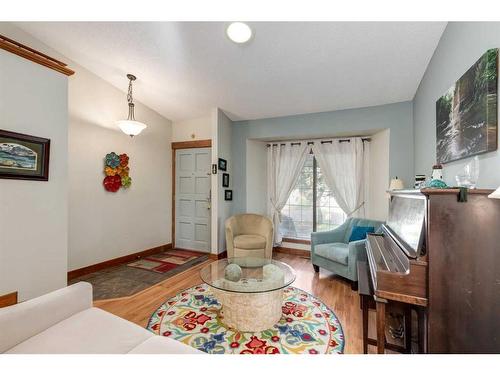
[117,120,147,137]
[116,74,147,137]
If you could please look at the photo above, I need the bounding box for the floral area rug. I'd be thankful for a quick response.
[147,284,344,354]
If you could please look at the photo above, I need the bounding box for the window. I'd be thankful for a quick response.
[280,153,346,239]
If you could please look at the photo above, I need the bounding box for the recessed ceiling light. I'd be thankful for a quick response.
[226,22,252,44]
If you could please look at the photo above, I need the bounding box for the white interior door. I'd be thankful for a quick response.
[175,147,211,252]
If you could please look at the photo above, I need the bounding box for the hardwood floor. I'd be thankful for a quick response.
[94,252,365,353]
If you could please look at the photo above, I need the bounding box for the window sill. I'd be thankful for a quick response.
[282,237,311,245]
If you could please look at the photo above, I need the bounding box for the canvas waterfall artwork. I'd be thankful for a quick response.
[436,48,498,164]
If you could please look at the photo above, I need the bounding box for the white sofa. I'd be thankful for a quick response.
[0,282,200,354]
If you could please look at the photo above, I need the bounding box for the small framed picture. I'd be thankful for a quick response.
[224,189,233,201]
[222,173,230,187]
[218,158,227,171]
[0,129,50,181]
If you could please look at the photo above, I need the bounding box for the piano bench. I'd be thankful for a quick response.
[357,261,413,354]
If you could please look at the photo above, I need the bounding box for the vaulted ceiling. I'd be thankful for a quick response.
[17,22,446,121]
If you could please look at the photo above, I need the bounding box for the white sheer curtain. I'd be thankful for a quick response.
[362,140,370,218]
[312,137,368,218]
[267,142,310,244]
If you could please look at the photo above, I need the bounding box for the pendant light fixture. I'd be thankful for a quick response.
[116,74,147,137]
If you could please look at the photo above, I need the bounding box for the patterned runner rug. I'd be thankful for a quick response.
[127,249,202,273]
[147,284,344,354]
[70,250,208,300]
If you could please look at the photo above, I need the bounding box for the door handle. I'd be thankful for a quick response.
[207,189,211,209]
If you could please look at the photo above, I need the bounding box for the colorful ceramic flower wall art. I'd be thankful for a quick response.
[103,152,132,192]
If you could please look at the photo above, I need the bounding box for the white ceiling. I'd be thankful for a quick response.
[16,22,446,122]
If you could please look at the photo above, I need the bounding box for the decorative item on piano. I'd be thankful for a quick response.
[425,179,448,188]
[414,174,427,189]
[425,164,448,189]
[388,176,404,191]
[431,164,443,180]
[455,155,479,188]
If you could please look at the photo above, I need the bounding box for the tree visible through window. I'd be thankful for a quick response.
[280,153,346,239]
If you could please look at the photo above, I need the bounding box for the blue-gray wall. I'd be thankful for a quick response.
[216,108,233,252]
[414,22,500,188]
[231,101,413,213]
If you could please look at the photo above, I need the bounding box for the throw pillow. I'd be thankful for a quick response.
[348,226,375,242]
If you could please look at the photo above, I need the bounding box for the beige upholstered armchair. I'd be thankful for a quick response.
[225,214,274,259]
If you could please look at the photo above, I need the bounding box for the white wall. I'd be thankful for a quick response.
[172,114,212,142]
[367,129,390,221]
[68,67,173,271]
[1,23,174,273]
[0,49,68,301]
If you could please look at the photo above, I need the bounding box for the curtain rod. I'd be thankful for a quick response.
[266,137,371,147]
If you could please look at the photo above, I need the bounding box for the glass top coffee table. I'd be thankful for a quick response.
[200,257,296,332]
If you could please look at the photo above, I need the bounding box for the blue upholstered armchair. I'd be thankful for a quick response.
[311,218,384,289]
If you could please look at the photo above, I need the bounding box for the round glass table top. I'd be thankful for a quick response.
[200,257,296,293]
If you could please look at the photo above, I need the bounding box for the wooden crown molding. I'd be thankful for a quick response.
[0,34,75,76]
[171,139,211,149]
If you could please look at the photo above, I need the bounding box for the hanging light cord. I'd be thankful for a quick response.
[127,75,136,121]
[127,77,134,104]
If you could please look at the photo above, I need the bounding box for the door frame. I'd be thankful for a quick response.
[171,139,212,249]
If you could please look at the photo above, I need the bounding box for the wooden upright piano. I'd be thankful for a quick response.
[362,188,500,353]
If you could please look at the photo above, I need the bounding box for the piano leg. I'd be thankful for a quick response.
[404,306,412,353]
[417,306,427,353]
[376,300,386,354]
[361,295,369,354]
[351,280,358,291]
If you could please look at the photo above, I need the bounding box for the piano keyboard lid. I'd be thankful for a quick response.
[385,192,426,259]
